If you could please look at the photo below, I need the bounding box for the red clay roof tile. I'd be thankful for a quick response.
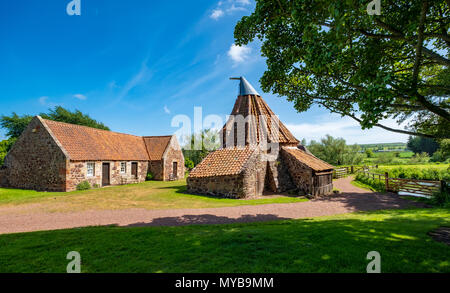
[189,147,255,178]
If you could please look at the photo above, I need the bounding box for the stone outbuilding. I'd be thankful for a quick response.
[0,116,184,192]
[187,77,334,198]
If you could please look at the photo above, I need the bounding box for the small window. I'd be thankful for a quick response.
[87,163,95,177]
[120,162,127,174]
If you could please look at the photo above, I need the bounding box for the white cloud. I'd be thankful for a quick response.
[285,115,410,145]
[38,96,48,105]
[210,9,224,20]
[164,105,171,114]
[228,44,251,64]
[73,94,87,100]
[210,0,250,20]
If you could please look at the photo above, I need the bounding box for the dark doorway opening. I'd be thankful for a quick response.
[102,163,110,186]
[172,162,178,178]
[131,162,138,179]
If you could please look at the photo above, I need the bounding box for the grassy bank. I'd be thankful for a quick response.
[0,208,448,273]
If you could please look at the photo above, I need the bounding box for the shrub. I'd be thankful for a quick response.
[185,158,194,170]
[355,173,386,192]
[93,183,100,189]
[76,181,91,191]
[376,153,394,164]
[146,172,154,181]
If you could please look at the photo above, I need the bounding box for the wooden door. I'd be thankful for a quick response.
[102,163,110,186]
[172,162,178,178]
[131,162,138,179]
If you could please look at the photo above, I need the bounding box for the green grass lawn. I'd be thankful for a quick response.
[0,179,307,212]
[0,208,448,273]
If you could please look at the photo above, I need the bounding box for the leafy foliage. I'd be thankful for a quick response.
[0,106,110,140]
[184,158,195,170]
[377,166,450,181]
[76,181,91,191]
[182,129,220,166]
[234,0,450,139]
[407,136,439,155]
[308,135,364,165]
[355,173,386,192]
[0,138,15,166]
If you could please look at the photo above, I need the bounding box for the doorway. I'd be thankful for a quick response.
[172,162,178,178]
[102,163,110,186]
[131,162,138,179]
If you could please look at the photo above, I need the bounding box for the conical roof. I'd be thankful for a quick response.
[222,77,299,147]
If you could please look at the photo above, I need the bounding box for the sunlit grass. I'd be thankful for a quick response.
[0,179,307,212]
[0,208,448,273]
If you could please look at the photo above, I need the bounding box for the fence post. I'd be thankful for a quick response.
[376,164,378,169]
[351,166,354,174]
[441,180,446,193]
[385,172,389,191]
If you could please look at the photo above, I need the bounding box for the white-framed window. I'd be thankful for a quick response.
[87,162,95,177]
[120,162,127,174]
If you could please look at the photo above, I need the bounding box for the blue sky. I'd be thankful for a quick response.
[0,0,409,144]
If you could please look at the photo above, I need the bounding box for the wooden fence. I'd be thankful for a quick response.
[357,169,444,197]
[333,165,378,179]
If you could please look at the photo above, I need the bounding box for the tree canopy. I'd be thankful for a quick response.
[0,106,110,140]
[407,135,439,155]
[308,135,364,165]
[234,0,450,139]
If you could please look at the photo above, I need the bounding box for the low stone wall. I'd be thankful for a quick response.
[187,174,245,198]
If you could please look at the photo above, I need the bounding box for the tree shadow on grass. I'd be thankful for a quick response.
[126,214,291,227]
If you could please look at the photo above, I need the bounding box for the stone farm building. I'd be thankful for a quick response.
[0,116,184,191]
[187,77,334,198]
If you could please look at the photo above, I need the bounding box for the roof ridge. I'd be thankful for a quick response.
[39,116,143,139]
[142,135,173,138]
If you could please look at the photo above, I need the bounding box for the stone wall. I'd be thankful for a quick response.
[66,160,148,191]
[148,160,163,180]
[281,149,313,195]
[162,140,185,181]
[2,117,67,191]
[187,174,244,198]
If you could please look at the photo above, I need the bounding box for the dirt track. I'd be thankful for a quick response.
[0,176,425,234]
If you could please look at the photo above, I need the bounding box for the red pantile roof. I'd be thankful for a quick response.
[282,147,334,172]
[143,136,172,161]
[189,147,255,178]
[41,118,171,161]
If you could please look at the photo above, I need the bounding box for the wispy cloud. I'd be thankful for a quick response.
[73,94,87,100]
[210,9,224,20]
[209,0,251,20]
[113,60,152,104]
[38,96,49,105]
[164,105,171,114]
[228,43,251,65]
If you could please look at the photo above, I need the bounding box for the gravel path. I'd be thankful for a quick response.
[0,176,425,234]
